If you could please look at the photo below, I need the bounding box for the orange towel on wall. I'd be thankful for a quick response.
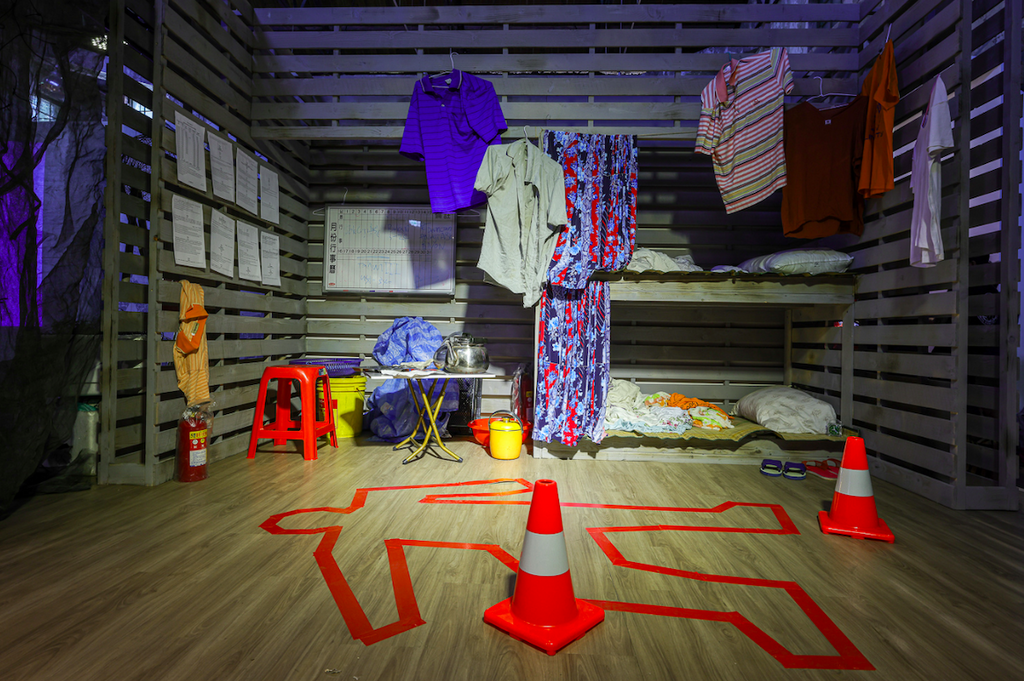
[173,280,211,405]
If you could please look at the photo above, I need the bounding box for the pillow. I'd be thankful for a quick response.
[739,249,853,275]
[732,387,838,435]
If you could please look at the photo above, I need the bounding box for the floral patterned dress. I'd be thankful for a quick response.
[534,132,638,445]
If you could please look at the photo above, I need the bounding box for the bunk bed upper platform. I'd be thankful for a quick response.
[591,271,857,306]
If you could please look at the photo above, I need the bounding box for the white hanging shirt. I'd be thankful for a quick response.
[910,76,954,267]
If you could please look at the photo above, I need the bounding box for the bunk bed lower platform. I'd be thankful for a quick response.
[531,271,859,463]
[534,417,858,465]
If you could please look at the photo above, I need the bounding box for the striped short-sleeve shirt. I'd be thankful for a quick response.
[400,70,507,213]
[696,48,794,214]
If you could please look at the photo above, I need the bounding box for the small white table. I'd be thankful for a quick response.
[366,371,496,464]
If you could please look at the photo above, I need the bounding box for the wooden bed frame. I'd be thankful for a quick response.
[532,272,858,461]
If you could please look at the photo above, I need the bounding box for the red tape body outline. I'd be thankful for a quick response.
[260,479,872,670]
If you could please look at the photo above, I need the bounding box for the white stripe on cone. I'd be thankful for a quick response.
[835,468,874,498]
[519,530,570,577]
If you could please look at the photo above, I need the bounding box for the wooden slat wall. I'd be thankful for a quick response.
[799,0,965,506]
[799,0,1018,509]
[137,0,311,484]
[251,2,861,141]
[101,0,157,485]
[288,3,859,412]
[962,0,1021,506]
[100,2,1020,503]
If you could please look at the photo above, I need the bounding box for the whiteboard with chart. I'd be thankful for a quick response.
[321,205,456,295]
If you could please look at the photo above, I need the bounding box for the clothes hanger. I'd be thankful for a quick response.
[312,187,347,216]
[807,76,858,101]
[427,50,460,88]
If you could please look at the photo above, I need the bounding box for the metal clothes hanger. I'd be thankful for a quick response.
[428,50,460,88]
[312,187,347,216]
[807,76,858,101]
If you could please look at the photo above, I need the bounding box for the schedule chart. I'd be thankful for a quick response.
[322,205,456,295]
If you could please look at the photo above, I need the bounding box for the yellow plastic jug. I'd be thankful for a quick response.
[488,410,523,460]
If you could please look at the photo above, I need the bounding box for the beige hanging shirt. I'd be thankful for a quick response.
[173,280,211,405]
[475,139,567,307]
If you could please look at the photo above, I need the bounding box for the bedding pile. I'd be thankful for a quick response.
[604,379,734,434]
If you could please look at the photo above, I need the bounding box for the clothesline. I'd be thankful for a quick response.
[516,127,696,140]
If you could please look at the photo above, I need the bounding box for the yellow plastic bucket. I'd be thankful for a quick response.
[488,410,523,460]
[317,376,366,438]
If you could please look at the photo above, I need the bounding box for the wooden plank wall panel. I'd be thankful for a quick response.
[250,3,861,141]
[797,0,965,506]
[800,0,1019,509]
[101,0,157,484]
[141,0,311,484]
[291,3,860,415]
[962,0,1021,504]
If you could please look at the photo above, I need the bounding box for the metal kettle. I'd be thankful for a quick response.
[434,333,489,373]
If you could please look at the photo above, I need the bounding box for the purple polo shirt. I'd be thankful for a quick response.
[400,70,507,213]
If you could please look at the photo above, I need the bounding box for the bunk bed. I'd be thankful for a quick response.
[532,271,859,462]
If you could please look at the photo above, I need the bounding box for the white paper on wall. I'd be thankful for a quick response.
[259,165,280,225]
[235,151,259,216]
[208,133,235,202]
[260,231,281,287]
[236,221,262,282]
[171,194,207,269]
[209,210,236,278]
[174,111,207,192]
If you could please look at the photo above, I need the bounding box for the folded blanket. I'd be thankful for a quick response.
[688,405,733,430]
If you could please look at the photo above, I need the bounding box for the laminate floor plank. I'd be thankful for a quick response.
[0,438,1021,680]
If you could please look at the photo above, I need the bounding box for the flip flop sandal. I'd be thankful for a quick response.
[760,459,783,477]
[783,462,807,480]
[804,459,839,480]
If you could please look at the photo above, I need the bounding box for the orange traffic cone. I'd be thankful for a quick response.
[484,479,604,654]
[818,437,895,543]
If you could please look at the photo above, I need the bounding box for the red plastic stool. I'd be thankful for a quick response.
[247,365,337,460]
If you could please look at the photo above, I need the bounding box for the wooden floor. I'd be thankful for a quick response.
[1,438,1022,681]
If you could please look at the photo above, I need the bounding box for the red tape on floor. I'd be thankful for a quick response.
[260,479,872,670]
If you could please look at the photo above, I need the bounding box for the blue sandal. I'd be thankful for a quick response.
[760,459,783,477]
[782,462,807,480]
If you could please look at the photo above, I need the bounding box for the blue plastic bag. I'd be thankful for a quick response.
[364,378,459,441]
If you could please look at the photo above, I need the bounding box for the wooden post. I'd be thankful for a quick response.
[783,308,792,387]
[952,0,973,509]
[144,0,167,485]
[841,303,854,429]
[997,0,1022,507]
[99,0,126,484]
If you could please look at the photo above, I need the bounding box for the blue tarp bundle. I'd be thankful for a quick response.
[372,316,443,367]
[366,317,458,441]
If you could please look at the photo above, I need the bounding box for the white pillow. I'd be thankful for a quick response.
[739,249,853,275]
[733,387,837,435]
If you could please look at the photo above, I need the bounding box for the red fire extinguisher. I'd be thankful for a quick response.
[176,404,212,482]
